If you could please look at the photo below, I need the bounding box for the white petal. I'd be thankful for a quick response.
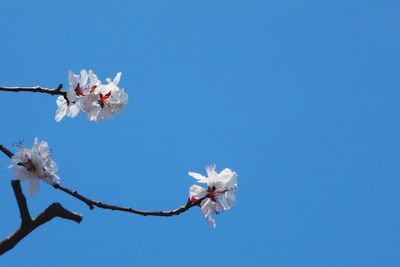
[55,103,67,122]
[68,70,75,86]
[206,164,216,177]
[45,158,58,173]
[56,95,67,106]
[32,138,39,153]
[119,89,129,103]
[189,185,207,199]
[215,191,236,211]
[79,69,88,86]
[224,191,236,207]
[27,178,40,197]
[188,172,207,183]
[113,72,121,85]
[67,89,77,102]
[88,70,100,86]
[68,103,80,118]
[38,140,50,159]
[15,168,30,181]
[68,70,80,86]
[200,198,216,228]
[44,174,60,185]
[216,168,238,190]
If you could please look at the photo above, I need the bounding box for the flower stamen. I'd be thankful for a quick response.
[98,91,112,109]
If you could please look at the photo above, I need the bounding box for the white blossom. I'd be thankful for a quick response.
[80,72,128,122]
[9,138,60,197]
[67,69,89,101]
[189,164,238,228]
[55,70,128,122]
[55,96,80,122]
[55,70,89,122]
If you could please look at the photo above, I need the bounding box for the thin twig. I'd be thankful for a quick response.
[0,180,82,255]
[0,84,66,99]
[1,144,205,217]
[53,183,205,216]
[0,144,14,158]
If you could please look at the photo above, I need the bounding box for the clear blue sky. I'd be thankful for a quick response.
[1,0,400,266]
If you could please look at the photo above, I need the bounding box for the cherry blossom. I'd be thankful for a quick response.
[80,72,128,122]
[55,96,80,122]
[9,138,60,197]
[189,164,238,227]
[55,70,128,122]
[55,70,89,121]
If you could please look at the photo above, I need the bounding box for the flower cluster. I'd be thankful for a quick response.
[189,164,238,228]
[55,69,128,122]
[9,138,60,197]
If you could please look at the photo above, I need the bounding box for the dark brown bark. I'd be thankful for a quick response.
[53,183,205,216]
[0,180,82,255]
[0,84,66,99]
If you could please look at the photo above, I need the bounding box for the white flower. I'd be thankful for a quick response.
[55,70,89,122]
[9,138,60,197]
[55,69,127,122]
[189,164,238,228]
[81,72,128,122]
[55,96,80,122]
[67,69,89,100]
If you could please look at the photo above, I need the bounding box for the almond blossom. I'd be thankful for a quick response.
[55,69,128,122]
[9,138,60,197]
[55,69,88,122]
[189,164,238,228]
[80,72,128,122]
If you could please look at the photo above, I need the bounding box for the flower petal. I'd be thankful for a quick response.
[200,198,216,228]
[68,103,80,118]
[27,178,40,197]
[55,104,67,122]
[189,185,207,199]
[79,69,89,86]
[216,168,238,191]
[113,72,121,85]
[206,164,216,177]
[188,172,207,183]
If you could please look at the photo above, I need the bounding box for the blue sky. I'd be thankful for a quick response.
[1,0,400,266]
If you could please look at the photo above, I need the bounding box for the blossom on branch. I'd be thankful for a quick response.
[9,138,60,197]
[80,72,128,122]
[55,70,88,122]
[55,70,128,122]
[189,164,238,228]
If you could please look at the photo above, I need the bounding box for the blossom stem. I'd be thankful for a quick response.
[0,84,67,99]
[0,144,206,217]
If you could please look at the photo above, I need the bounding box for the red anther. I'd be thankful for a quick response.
[98,91,112,109]
[75,84,84,96]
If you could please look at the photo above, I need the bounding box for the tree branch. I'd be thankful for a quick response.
[1,144,206,218]
[53,183,205,216]
[0,180,82,255]
[0,144,14,158]
[11,180,32,227]
[0,84,66,99]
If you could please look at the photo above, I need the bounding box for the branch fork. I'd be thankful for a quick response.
[0,180,82,255]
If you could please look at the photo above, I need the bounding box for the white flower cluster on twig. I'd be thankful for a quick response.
[9,138,60,197]
[189,164,238,227]
[55,70,128,122]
